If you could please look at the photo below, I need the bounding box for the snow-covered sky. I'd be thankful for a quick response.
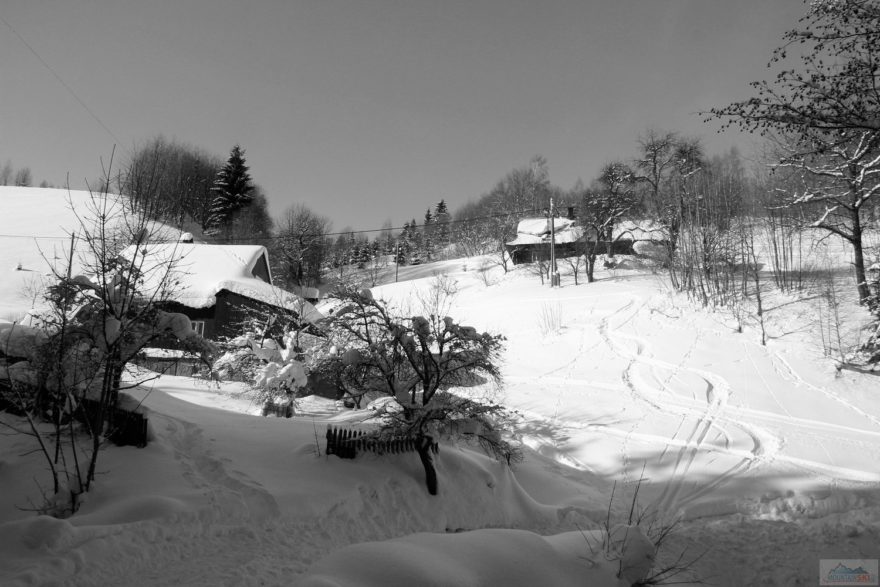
[2,0,806,231]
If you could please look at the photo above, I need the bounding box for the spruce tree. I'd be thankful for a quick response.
[435,199,450,255]
[409,218,423,263]
[208,144,255,236]
[398,222,412,265]
[422,208,434,260]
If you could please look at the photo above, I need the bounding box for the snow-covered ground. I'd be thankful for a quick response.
[1,188,879,585]
[2,259,879,586]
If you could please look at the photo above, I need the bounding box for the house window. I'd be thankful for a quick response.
[191,320,205,337]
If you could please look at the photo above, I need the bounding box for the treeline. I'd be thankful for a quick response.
[110,137,272,244]
[106,136,456,293]
[0,159,52,188]
[270,200,453,292]
[110,131,767,299]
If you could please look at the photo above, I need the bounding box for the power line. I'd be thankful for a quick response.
[0,13,123,147]
[0,206,550,243]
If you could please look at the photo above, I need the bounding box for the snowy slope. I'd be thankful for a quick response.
[0,255,879,586]
[374,262,880,514]
[0,186,185,321]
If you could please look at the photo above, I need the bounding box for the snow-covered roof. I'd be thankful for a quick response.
[514,217,575,237]
[505,233,545,246]
[506,218,668,247]
[507,218,584,246]
[118,243,323,323]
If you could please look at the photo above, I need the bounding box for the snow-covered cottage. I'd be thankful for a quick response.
[505,218,588,265]
[119,241,323,341]
[505,217,649,265]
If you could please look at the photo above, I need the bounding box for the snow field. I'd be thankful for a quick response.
[1,188,880,585]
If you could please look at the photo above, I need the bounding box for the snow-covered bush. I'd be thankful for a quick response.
[537,302,563,337]
[322,285,516,494]
[585,480,704,586]
[606,524,656,585]
[212,326,323,415]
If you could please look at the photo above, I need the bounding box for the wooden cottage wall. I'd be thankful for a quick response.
[507,239,635,265]
[154,301,217,346]
[214,290,300,340]
[251,254,272,284]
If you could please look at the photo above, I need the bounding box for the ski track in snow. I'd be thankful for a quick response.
[507,284,880,516]
[593,294,769,513]
[596,292,880,507]
[770,348,880,429]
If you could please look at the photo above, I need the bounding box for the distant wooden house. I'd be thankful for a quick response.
[505,218,590,265]
[118,241,323,342]
[506,217,647,265]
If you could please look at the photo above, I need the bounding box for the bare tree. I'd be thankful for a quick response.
[274,203,331,290]
[1,160,214,516]
[0,159,13,185]
[560,253,586,285]
[575,163,638,283]
[484,156,552,273]
[633,131,705,261]
[14,166,32,187]
[119,136,222,229]
[710,0,880,302]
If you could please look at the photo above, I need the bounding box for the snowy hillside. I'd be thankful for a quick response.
[1,250,880,585]
[0,186,188,321]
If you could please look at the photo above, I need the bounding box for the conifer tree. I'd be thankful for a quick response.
[409,218,423,263]
[435,199,450,254]
[207,145,255,236]
[398,221,412,265]
[382,230,395,256]
[422,208,435,260]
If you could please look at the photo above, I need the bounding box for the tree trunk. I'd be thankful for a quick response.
[586,253,596,283]
[605,223,614,257]
[851,208,871,303]
[416,435,438,495]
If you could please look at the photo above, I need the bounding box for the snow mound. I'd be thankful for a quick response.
[299,528,641,587]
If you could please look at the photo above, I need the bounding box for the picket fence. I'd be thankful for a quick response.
[325,425,438,460]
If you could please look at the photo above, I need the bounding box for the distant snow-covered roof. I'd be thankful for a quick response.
[515,217,575,237]
[118,243,323,323]
[506,233,544,246]
[507,218,583,246]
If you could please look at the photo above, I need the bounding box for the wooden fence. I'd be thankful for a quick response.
[0,382,149,448]
[325,425,438,460]
[262,398,294,418]
[130,356,203,377]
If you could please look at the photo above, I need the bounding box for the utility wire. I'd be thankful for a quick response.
[0,13,561,245]
[0,206,557,242]
[0,13,123,148]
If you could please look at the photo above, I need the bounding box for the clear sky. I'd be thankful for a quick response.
[2,0,808,233]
